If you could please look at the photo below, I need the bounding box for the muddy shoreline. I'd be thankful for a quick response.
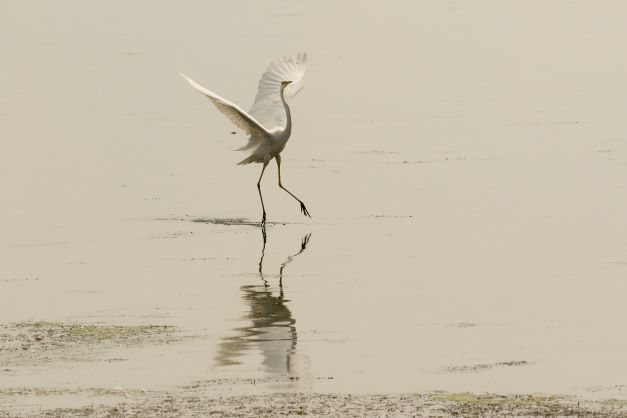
[2,389,625,417]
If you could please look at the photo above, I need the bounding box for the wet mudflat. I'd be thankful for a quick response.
[0,322,177,367]
[1,0,627,416]
[2,390,626,418]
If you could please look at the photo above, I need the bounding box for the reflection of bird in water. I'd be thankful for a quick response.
[215,232,311,378]
[180,54,311,226]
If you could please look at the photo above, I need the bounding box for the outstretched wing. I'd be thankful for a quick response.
[249,53,307,132]
[180,72,271,139]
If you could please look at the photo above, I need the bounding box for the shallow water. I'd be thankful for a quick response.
[1,0,626,403]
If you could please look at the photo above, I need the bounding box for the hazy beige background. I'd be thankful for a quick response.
[1,0,626,400]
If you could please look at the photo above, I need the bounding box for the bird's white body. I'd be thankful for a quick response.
[180,53,306,165]
[181,53,310,224]
[237,90,292,165]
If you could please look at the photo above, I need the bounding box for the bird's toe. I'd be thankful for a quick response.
[300,203,311,218]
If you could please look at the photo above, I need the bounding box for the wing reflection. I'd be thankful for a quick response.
[215,230,311,377]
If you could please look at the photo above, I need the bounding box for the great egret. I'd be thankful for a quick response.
[180,53,310,226]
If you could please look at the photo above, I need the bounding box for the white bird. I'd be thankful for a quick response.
[180,53,310,226]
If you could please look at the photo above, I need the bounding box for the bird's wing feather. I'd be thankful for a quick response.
[249,53,307,131]
[180,72,270,139]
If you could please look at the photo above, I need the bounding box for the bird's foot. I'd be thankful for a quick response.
[300,203,311,218]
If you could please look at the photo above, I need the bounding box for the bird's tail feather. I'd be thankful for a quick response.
[237,155,258,165]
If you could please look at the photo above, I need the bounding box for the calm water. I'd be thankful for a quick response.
[1,0,626,399]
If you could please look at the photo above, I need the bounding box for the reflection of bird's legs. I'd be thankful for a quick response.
[299,233,311,251]
[279,233,312,293]
[258,226,267,275]
[261,222,267,245]
[276,154,311,218]
[257,158,270,226]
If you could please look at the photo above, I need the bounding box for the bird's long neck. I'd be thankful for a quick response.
[280,86,292,136]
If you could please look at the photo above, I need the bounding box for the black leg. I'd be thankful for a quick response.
[257,160,269,226]
[276,154,311,218]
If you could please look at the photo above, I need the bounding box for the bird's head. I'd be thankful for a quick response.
[281,80,293,89]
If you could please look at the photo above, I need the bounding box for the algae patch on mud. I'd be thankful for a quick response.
[427,392,624,417]
[0,322,177,367]
[2,391,626,418]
